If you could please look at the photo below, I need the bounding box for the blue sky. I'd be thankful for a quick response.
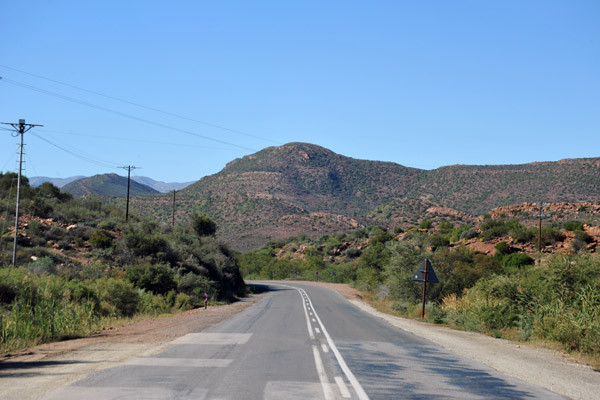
[1,1,598,183]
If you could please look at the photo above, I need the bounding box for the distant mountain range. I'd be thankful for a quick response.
[30,175,194,193]
[125,143,600,251]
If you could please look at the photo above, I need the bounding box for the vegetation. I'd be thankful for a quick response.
[240,220,600,360]
[0,172,244,355]
[124,143,600,251]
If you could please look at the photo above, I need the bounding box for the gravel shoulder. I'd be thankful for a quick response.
[1,282,598,400]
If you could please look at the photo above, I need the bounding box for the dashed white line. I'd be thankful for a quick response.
[313,345,335,400]
[303,289,371,400]
[321,343,329,353]
[315,327,321,334]
[335,376,352,398]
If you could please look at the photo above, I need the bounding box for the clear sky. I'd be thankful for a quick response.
[1,1,598,183]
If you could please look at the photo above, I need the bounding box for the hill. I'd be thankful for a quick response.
[29,176,85,188]
[131,176,195,193]
[63,173,160,197]
[126,143,600,251]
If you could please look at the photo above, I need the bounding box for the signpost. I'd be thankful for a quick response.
[411,258,439,320]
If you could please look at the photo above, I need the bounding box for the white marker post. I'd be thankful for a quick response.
[204,292,208,310]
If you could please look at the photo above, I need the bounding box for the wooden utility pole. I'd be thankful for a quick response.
[1,119,44,266]
[118,165,138,222]
[172,190,176,227]
[533,203,551,265]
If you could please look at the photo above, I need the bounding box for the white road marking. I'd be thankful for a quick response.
[172,332,252,345]
[43,386,209,400]
[335,376,352,398]
[321,343,329,353]
[312,318,316,322]
[315,327,321,334]
[302,288,371,400]
[313,345,335,400]
[301,292,315,340]
[276,283,370,400]
[125,357,232,368]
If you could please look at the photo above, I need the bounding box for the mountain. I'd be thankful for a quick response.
[30,175,193,193]
[29,176,85,188]
[62,173,160,197]
[125,143,600,251]
[131,176,195,193]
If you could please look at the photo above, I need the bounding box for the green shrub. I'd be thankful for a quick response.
[495,241,511,257]
[125,264,177,295]
[563,221,584,232]
[419,220,433,230]
[190,213,217,237]
[89,229,114,249]
[501,253,534,272]
[95,278,139,317]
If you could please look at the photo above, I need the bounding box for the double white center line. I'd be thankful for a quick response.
[296,287,370,400]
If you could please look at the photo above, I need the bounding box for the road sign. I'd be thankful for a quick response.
[411,258,439,283]
[411,257,440,319]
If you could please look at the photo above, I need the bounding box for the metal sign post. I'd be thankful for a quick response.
[411,258,440,320]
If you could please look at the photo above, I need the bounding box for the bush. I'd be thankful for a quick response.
[95,278,139,317]
[563,221,584,232]
[125,264,177,295]
[419,220,433,230]
[89,229,114,249]
[190,213,217,237]
[460,227,479,240]
[501,253,534,272]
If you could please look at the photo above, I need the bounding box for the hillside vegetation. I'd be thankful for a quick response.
[239,218,600,361]
[62,173,159,197]
[127,143,600,251]
[0,172,244,355]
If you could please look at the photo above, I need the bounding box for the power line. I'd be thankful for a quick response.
[30,131,120,168]
[0,64,282,145]
[42,128,238,150]
[0,77,258,152]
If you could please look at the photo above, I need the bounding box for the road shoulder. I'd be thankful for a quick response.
[0,297,261,400]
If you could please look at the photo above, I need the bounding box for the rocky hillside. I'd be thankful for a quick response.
[126,143,600,251]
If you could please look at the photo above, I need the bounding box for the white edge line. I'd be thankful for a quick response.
[304,289,371,400]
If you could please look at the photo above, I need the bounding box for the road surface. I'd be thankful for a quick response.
[40,282,566,399]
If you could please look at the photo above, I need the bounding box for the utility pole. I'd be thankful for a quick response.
[533,202,551,266]
[118,165,138,222]
[172,190,176,227]
[1,119,44,266]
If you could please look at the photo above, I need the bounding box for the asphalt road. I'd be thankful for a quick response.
[41,282,567,399]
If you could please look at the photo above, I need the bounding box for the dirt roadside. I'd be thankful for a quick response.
[1,282,598,400]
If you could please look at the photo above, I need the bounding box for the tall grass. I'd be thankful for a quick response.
[0,267,190,355]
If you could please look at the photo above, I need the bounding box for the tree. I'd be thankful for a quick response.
[191,213,217,237]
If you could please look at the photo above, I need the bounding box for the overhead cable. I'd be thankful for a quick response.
[0,64,282,145]
[1,77,258,152]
